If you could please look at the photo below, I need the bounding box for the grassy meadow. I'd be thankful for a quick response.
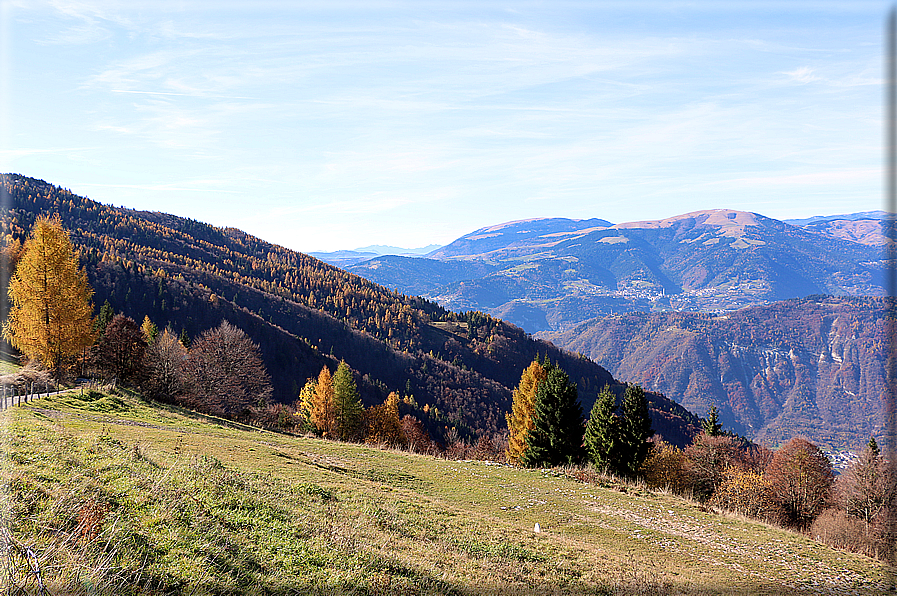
[0,388,891,595]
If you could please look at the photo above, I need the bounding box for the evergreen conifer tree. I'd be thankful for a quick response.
[584,386,619,472]
[520,363,584,468]
[701,405,722,436]
[95,300,114,334]
[333,360,363,441]
[617,384,654,478]
[178,329,191,348]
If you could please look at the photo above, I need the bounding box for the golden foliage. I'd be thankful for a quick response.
[641,441,688,492]
[505,359,547,464]
[4,214,94,375]
[296,378,317,426]
[365,392,406,446]
[309,366,336,436]
[710,467,780,522]
[141,315,158,343]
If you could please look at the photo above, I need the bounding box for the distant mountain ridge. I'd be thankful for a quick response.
[784,210,887,226]
[429,217,614,260]
[350,209,884,333]
[310,244,443,268]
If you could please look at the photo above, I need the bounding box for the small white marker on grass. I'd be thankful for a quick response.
[534,523,541,533]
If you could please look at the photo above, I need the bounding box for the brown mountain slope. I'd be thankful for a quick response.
[542,296,886,451]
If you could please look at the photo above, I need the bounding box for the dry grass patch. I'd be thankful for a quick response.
[1,389,891,595]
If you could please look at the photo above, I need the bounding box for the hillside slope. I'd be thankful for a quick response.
[0,174,699,445]
[3,390,888,595]
[543,296,887,450]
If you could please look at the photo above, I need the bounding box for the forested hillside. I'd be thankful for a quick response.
[544,296,888,450]
[0,174,700,445]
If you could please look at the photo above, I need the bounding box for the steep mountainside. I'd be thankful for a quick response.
[0,174,700,445]
[799,218,886,247]
[350,209,884,333]
[543,296,887,451]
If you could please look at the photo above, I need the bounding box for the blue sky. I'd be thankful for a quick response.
[0,1,888,251]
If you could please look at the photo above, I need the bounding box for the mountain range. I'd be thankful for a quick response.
[340,209,889,450]
[347,209,886,333]
[4,173,888,451]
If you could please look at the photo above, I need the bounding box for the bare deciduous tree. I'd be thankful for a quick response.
[90,314,146,385]
[181,321,272,418]
[142,327,187,402]
[682,434,746,500]
[835,438,894,525]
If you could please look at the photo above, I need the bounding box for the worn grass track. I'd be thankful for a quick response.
[1,388,891,595]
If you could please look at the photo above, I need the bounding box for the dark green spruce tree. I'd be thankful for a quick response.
[333,360,363,441]
[520,362,584,468]
[584,386,619,473]
[94,299,114,334]
[617,384,654,478]
[701,405,722,436]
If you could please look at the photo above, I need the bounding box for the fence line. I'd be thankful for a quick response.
[0,382,56,412]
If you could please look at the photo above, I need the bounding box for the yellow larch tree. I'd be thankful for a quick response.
[141,315,158,344]
[309,366,336,436]
[365,391,406,446]
[295,377,317,427]
[505,359,547,464]
[3,215,94,378]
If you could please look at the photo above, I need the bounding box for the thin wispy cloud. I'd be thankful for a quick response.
[783,66,822,83]
[3,1,887,250]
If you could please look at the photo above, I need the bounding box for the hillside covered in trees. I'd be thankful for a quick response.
[0,174,700,445]
[544,295,888,450]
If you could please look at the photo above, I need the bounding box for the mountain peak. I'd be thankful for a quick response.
[612,209,760,231]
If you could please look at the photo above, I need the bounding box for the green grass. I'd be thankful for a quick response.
[0,359,21,375]
[1,389,891,595]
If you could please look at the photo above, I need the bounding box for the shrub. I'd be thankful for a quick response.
[710,467,782,523]
[641,441,688,493]
[764,437,834,530]
[401,415,435,454]
[141,327,186,402]
[810,508,880,559]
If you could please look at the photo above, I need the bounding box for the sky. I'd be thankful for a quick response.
[0,1,889,252]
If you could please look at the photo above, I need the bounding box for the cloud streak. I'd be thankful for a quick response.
[4,1,885,250]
